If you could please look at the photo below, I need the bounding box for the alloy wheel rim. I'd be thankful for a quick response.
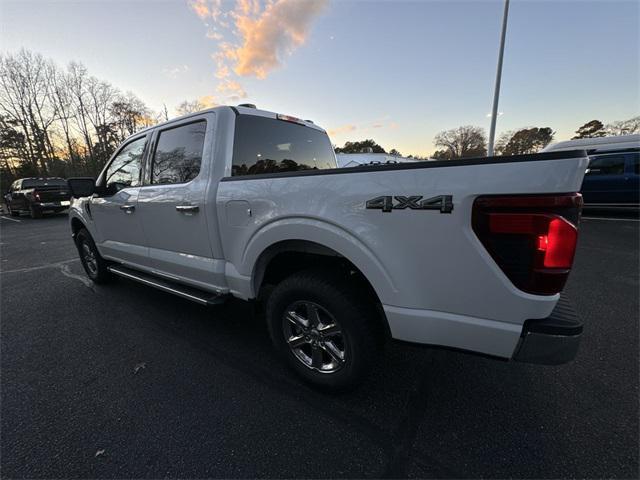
[82,242,98,275]
[282,300,346,374]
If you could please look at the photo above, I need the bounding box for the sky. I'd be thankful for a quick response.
[1,0,638,156]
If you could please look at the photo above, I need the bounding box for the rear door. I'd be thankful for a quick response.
[136,115,220,288]
[90,134,150,266]
[581,153,627,204]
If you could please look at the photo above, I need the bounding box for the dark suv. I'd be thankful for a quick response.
[4,177,71,218]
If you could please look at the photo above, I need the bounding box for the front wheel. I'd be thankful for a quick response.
[75,228,111,283]
[266,269,380,390]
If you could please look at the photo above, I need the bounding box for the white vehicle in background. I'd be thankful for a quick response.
[68,105,588,390]
[543,134,639,209]
[336,152,420,168]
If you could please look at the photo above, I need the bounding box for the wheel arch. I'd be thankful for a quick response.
[70,216,85,237]
[242,218,397,302]
[251,237,394,339]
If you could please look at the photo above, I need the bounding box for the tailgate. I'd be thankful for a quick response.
[33,186,71,202]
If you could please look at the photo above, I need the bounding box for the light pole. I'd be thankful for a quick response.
[487,0,510,157]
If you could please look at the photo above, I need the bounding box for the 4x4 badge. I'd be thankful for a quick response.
[366,195,453,213]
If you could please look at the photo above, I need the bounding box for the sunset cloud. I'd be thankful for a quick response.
[328,124,357,136]
[216,78,247,101]
[188,0,223,21]
[227,0,328,79]
[328,119,398,138]
[189,0,328,102]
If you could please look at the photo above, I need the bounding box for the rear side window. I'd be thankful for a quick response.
[232,115,335,176]
[587,155,625,175]
[151,121,206,185]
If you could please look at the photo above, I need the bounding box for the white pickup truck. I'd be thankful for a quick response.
[68,105,587,389]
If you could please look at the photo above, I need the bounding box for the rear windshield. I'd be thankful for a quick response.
[232,115,335,176]
[22,179,67,188]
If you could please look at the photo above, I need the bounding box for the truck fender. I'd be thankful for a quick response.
[239,217,398,302]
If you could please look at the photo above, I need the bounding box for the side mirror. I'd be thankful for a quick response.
[67,177,96,198]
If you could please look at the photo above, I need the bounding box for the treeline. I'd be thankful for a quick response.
[0,50,169,192]
[2,49,639,192]
[336,117,639,160]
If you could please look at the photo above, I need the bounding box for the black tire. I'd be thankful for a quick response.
[266,268,381,390]
[75,228,111,283]
[29,206,42,219]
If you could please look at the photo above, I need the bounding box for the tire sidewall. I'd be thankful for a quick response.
[266,272,375,390]
[76,229,109,283]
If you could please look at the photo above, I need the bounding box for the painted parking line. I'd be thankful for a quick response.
[0,258,78,275]
[582,216,639,222]
[1,216,21,223]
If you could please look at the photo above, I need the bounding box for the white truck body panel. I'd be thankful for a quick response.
[70,105,588,360]
[217,155,587,357]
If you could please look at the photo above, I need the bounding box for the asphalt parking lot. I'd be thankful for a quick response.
[1,212,638,479]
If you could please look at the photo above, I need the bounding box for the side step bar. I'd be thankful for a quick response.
[108,265,226,306]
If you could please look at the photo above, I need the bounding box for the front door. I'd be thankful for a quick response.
[136,117,220,289]
[91,134,149,266]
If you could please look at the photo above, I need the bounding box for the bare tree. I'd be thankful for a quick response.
[0,50,59,173]
[433,126,487,159]
[162,103,170,122]
[605,116,640,136]
[66,62,95,162]
[175,98,210,116]
[0,49,158,182]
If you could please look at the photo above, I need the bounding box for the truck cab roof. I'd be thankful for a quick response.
[135,105,326,138]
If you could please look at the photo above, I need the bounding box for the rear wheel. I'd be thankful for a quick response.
[266,269,380,390]
[29,206,42,219]
[75,228,111,283]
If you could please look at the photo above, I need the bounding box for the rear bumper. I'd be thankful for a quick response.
[513,296,582,365]
[33,202,70,210]
[384,295,582,364]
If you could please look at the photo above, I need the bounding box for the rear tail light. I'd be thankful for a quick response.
[472,194,582,295]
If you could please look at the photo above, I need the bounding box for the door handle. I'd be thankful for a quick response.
[120,204,135,214]
[176,205,199,214]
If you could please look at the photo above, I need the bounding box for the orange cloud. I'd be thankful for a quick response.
[216,79,247,101]
[228,0,328,79]
[189,1,326,103]
[328,124,357,137]
[328,119,399,138]
[188,0,223,20]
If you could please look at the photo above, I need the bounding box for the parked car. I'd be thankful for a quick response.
[543,134,639,209]
[68,105,588,389]
[4,177,71,218]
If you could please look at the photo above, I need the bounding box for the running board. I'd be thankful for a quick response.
[108,265,226,306]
